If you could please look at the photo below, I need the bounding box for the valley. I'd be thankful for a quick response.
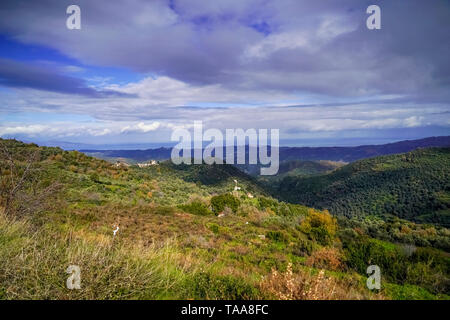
[0,138,449,300]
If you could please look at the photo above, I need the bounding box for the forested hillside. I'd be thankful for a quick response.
[0,139,449,300]
[278,136,450,162]
[274,148,450,226]
[255,160,345,183]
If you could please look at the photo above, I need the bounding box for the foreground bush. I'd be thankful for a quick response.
[305,247,343,271]
[343,237,450,294]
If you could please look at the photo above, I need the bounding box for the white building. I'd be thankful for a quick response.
[137,160,159,168]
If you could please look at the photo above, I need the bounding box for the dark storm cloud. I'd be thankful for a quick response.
[0,0,449,102]
[0,58,132,97]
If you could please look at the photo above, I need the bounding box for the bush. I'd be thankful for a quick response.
[306,247,343,271]
[292,238,314,256]
[343,237,450,294]
[207,223,220,234]
[300,209,337,245]
[258,197,278,211]
[344,238,408,283]
[179,201,213,216]
[210,193,240,214]
[266,230,289,243]
[259,263,377,300]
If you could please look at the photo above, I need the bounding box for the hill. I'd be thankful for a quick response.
[253,160,345,184]
[273,148,450,227]
[80,136,450,164]
[82,147,172,163]
[278,136,450,162]
[0,138,449,300]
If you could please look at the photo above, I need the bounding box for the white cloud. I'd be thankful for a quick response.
[243,31,311,60]
[404,116,423,128]
[107,76,292,105]
[0,124,49,136]
[121,122,161,133]
[243,14,356,61]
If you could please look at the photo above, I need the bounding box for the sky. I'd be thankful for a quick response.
[0,0,449,148]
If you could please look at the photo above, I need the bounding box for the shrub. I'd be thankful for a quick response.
[266,230,289,243]
[260,263,379,300]
[344,238,408,283]
[300,209,337,245]
[292,238,314,256]
[306,247,343,271]
[207,223,220,234]
[179,201,213,216]
[258,197,278,211]
[210,193,240,214]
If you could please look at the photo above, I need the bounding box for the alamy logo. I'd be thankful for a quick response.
[366,265,381,290]
[171,121,279,175]
[66,5,81,30]
[66,265,81,290]
[366,5,381,30]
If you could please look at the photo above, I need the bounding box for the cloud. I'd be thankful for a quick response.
[107,75,296,107]
[0,58,130,97]
[0,0,449,144]
[121,122,161,133]
[0,124,49,136]
[1,94,448,142]
[0,0,448,101]
[0,120,163,139]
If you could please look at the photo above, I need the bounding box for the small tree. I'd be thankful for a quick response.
[300,209,337,245]
[210,193,240,214]
[0,140,60,218]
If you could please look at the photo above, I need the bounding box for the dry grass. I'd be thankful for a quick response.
[0,213,195,299]
[305,247,343,271]
[260,263,384,300]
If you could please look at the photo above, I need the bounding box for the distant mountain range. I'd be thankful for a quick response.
[28,140,175,151]
[81,136,450,164]
[278,136,450,162]
[82,147,173,162]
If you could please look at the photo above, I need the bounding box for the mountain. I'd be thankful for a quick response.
[277,136,450,162]
[164,160,263,188]
[79,136,450,165]
[273,148,450,227]
[254,160,346,184]
[30,140,175,151]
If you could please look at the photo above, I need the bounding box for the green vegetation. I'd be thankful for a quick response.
[342,235,449,295]
[273,148,450,227]
[211,193,241,214]
[256,160,345,183]
[0,139,448,300]
[179,201,213,216]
